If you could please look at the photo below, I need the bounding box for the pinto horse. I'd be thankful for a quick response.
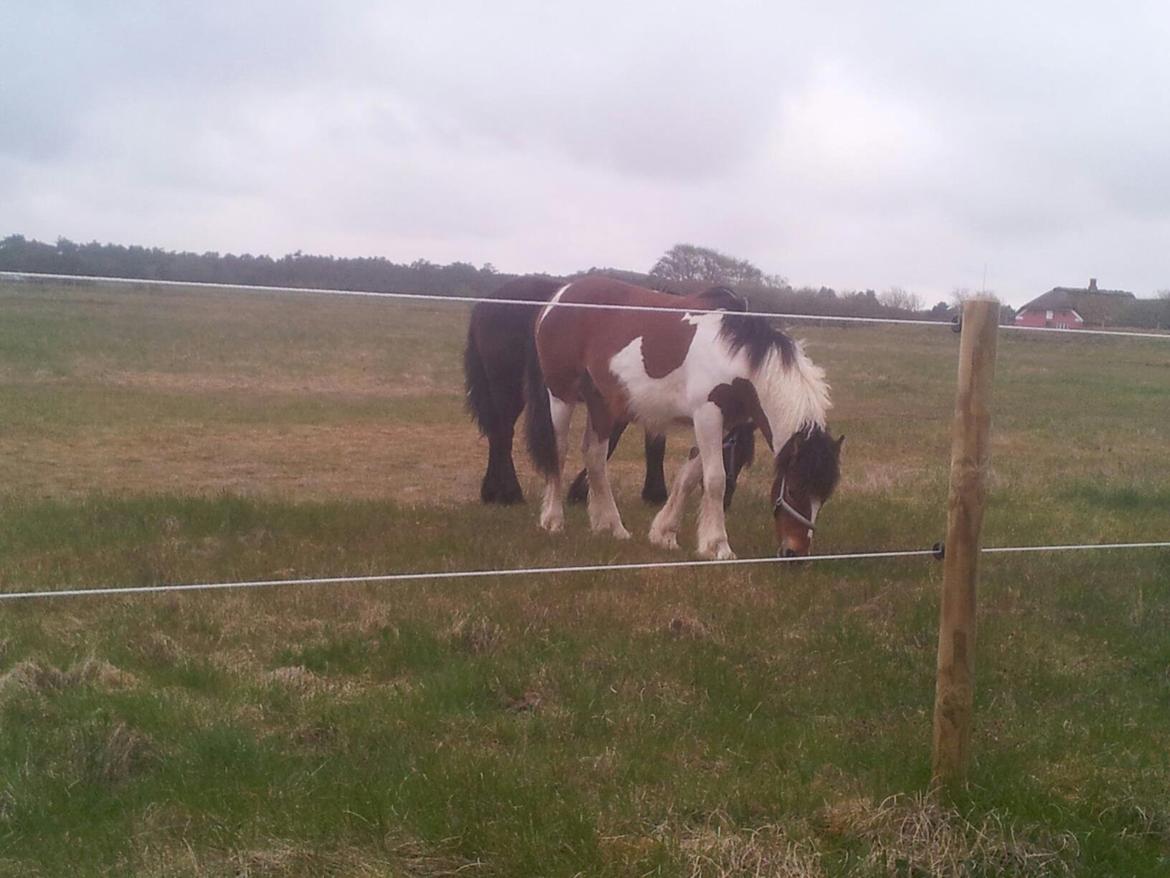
[525,277,843,559]
[463,276,754,505]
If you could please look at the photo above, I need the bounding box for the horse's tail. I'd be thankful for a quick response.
[463,319,496,436]
[523,330,559,477]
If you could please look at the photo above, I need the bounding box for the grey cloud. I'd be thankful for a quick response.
[3,1,1170,303]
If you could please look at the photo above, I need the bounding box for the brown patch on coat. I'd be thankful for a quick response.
[579,371,616,439]
[641,322,697,379]
[708,378,774,450]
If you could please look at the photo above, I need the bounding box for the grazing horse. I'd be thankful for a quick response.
[525,276,843,559]
[464,276,754,505]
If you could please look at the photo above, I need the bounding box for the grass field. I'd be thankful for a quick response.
[1,279,1168,876]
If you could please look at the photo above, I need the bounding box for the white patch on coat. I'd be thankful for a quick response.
[537,282,573,332]
[608,311,735,433]
[607,311,831,444]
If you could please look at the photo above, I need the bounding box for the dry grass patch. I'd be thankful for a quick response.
[135,631,188,667]
[134,835,483,877]
[445,614,504,655]
[68,719,156,786]
[263,665,326,693]
[0,422,487,505]
[673,817,824,878]
[841,460,937,495]
[666,612,716,641]
[0,657,139,698]
[68,361,450,399]
[820,793,1079,876]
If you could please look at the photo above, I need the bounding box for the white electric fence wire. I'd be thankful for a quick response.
[1,541,1166,602]
[5,271,1170,340]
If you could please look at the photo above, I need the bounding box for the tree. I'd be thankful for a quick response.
[649,243,780,287]
[950,287,974,306]
[879,286,922,311]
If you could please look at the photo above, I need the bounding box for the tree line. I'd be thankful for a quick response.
[16,234,1167,327]
[1,235,946,321]
[0,235,514,298]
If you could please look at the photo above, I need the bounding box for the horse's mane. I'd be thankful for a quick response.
[717,313,796,370]
[697,286,748,312]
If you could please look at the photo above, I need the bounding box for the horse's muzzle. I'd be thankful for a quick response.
[778,547,807,563]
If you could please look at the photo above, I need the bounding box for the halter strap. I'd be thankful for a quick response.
[772,476,817,531]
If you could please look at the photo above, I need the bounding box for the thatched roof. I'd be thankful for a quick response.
[1019,282,1135,326]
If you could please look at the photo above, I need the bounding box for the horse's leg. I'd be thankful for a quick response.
[478,332,527,504]
[693,402,734,560]
[649,450,702,550]
[721,424,755,510]
[567,420,628,504]
[539,394,574,532]
[641,431,668,505]
[583,415,630,539]
[485,419,524,505]
[490,381,526,504]
[481,435,501,503]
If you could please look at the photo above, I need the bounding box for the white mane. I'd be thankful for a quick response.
[749,339,831,445]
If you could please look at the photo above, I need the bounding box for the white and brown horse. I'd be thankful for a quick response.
[525,276,843,559]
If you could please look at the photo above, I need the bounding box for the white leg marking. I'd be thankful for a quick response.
[583,420,629,540]
[649,453,702,551]
[539,393,574,533]
[693,403,735,560]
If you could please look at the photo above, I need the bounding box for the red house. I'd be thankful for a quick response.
[1014,279,1136,330]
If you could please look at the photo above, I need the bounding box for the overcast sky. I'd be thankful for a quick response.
[3,2,1169,305]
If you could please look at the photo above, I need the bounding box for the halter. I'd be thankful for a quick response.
[772,476,817,531]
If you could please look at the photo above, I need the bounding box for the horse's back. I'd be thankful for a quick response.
[472,276,564,334]
[536,277,728,421]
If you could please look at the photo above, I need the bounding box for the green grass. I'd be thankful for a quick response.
[1,281,1168,875]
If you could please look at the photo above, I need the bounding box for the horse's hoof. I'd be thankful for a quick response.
[592,519,630,540]
[641,486,668,506]
[498,484,525,505]
[650,531,679,550]
[698,543,736,561]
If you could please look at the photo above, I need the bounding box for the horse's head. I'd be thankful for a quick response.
[771,427,844,557]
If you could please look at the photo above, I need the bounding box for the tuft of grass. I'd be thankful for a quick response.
[820,793,1079,876]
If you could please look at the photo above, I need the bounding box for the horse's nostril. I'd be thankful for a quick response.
[782,548,798,559]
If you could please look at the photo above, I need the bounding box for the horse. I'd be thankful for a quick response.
[524,276,843,559]
[463,276,755,506]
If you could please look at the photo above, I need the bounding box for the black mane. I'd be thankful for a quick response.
[698,285,748,312]
[777,426,841,500]
[718,312,795,369]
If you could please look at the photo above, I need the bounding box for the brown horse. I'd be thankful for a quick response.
[525,276,843,559]
[463,276,754,505]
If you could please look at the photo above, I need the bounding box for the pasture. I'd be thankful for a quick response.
[1,279,1168,876]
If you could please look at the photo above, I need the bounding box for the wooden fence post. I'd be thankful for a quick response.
[932,298,1000,785]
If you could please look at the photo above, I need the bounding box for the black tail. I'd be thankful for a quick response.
[463,323,496,436]
[523,332,559,477]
